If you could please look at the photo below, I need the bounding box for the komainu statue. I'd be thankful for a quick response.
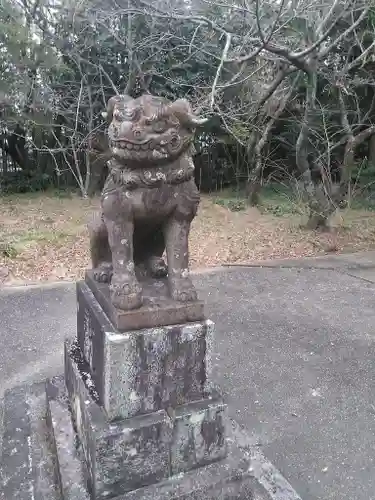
[89,93,207,311]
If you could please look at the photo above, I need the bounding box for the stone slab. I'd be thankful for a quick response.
[0,382,61,500]
[85,271,205,332]
[77,286,214,419]
[46,376,89,500]
[0,385,32,500]
[0,377,302,500]
[65,341,230,474]
[76,282,114,402]
[63,346,172,499]
[170,396,228,474]
[100,320,214,419]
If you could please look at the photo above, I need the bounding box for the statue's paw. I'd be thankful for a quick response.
[110,274,143,310]
[93,263,113,283]
[169,276,197,302]
[147,256,168,278]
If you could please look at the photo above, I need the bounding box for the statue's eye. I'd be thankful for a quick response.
[113,110,125,121]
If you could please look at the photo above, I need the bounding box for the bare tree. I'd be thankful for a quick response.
[124,0,372,227]
[4,0,373,214]
[259,1,372,228]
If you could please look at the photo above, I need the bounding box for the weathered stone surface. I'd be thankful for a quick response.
[100,320,214,420]
[88,94,208,311]
[76,281,114,402]
[46,375,89,500]
[64,343,172,499]
[0,385,35,500]
[85,271,205,332]
[46,372,271,500]
[111,439,268,500]
[77,282,213,420]
[170,395,228,474]
[0,382,61,500]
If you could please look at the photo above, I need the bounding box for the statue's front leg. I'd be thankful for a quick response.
[102,193,142,310]
[89,212,113,283]
[164,217,197,302]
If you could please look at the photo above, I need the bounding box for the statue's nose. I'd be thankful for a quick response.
[118,122,133,137]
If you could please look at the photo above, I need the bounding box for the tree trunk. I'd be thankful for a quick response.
[1,129,7,175]
[246,177,262,206]
[7,125,30,171]
[295,63,330,229]
[337,125,375,205]
[245,131,261,205]
[306,212,329,230]
[247,73,299,206]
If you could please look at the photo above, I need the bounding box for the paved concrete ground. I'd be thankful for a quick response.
[2,252,375,499]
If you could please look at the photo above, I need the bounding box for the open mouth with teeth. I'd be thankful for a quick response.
[109,134,191,162]
[109,139,161,151]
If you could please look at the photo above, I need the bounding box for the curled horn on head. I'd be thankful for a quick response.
[101,94,132,122]
[167,98,209,128]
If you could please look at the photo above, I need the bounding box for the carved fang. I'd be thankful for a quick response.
[152,150,164,159]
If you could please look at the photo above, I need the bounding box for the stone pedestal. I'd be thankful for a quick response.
[43,275,271,500]
[76,281,213,420]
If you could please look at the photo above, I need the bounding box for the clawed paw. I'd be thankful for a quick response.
[110,274,143,310]
[93,263,113,283]
[169,276,197,302]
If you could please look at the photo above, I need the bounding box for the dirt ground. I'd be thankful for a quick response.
[1,191,375,285]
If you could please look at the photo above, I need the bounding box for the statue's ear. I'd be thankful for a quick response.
[169,98,192,116]
[102,94,132,122]
[168,98,208,128]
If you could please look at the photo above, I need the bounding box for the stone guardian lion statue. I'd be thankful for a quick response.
[89,93,207,311]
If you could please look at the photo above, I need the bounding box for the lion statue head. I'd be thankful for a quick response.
[102,94,207,166]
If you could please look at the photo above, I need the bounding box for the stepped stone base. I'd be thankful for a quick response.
[63,343,227,499]
[0,276,277,500]
[0,379,281,500]
[46,375,270,500]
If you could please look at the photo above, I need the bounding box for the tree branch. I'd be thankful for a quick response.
[210,33,232,108]
[319,8,369,59]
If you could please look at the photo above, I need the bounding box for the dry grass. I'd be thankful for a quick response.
[1,189,375,285]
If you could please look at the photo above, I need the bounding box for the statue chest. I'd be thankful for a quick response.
[122,185,179,219]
